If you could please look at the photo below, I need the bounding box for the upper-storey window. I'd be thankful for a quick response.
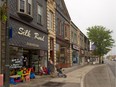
[27,0,32,15]
[57,19,62,35]
[37,4,43,25]
[20,0,25,12]
[64,24,70,40]
[18,0,32,16]
[48,11,54,30]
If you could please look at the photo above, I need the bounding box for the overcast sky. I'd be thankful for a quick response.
[64,0,116,55]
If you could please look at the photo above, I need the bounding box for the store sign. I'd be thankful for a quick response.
[26,42,39,47]
[72,44,79,50]
[18,27,45,41]
[10,58,22,69]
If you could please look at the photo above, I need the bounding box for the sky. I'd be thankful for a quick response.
[64,0,116,55]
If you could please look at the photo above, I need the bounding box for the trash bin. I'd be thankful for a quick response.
[102,60,104,64]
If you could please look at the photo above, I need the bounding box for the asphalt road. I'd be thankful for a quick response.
[84,64,115,87]
[104,59,116,77]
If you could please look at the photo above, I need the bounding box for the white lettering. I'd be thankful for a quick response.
[26,42,39,47]
[18,27,45,42]
[34,33,45,41]
[18,27,31,37]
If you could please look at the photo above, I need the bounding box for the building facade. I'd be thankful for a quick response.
[0,0,91,74]
[79,31,90,65]
[1,0,48,74]
[84,36,90,63]
[79,31,85,65]
[71,22,79,66]
[47,0,56,66]
[55,0,71,68]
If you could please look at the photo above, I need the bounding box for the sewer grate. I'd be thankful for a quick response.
[42,82,65,87]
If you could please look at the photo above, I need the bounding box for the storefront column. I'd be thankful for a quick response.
[69,44,72,66]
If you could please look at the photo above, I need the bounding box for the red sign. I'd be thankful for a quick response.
[72,44,79,50]
[0,74,3,86]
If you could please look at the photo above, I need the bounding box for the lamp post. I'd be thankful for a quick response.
[5,0,10,86]
[0,0,10,87]
[0,0,5,74]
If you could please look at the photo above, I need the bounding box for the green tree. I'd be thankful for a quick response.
[87,25,115,63]
[0,2,7,22]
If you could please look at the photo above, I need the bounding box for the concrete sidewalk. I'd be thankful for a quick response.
[9,64,99,87]
[50,65,98,87]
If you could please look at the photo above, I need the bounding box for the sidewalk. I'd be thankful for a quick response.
[9,64,98,87]
[50,65,98,87]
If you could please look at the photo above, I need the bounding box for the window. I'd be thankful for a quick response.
[27,0,32,15]
[48,11,53,30]
[37,4,43,24]
[64,24,69,38]
[64,25,68,38]
[58,19,62,35]
[20,0,25,12]
[64,24,69,40]
[71,31,73,42]
[18,0,32,16]
[50,38,54,50]
[74,33,77,44]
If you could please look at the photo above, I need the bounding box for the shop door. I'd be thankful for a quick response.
[32,55,39,74]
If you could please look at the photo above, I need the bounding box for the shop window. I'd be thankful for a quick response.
[60,47,66,63]
[56,43,60,62]
[37,4,43,25]
[18,0,32,16]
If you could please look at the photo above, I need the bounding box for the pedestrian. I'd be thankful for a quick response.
[87,58,90,64]
[48,58,54,77]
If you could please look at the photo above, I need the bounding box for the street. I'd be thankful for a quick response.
[10,64,116,87]
[84,61,116,87]
[104,59,116,77]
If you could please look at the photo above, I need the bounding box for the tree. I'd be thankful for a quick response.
[0,2,7,22]
[87,25,115,63]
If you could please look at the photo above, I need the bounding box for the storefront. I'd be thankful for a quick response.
[9,19,48,74]
[56,39,70,68]
[79,48,85,65]
[72,44,79,64]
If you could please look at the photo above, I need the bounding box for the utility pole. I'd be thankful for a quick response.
[4,0,10,86]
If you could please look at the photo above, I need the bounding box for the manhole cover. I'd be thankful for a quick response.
[42,82,65,87]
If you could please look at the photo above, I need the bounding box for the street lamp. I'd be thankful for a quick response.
[0,0,10,87]
[0,0,5,74]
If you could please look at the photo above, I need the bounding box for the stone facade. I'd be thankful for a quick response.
[47,0,56,65]
[55,0,71,68]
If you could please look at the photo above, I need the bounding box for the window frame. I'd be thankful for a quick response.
[37,3,43,25]
[48,10,54,30]
[18,0,32,16]
[64,24,69,39]
[27,0,32,15]
[58,19,62,35]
